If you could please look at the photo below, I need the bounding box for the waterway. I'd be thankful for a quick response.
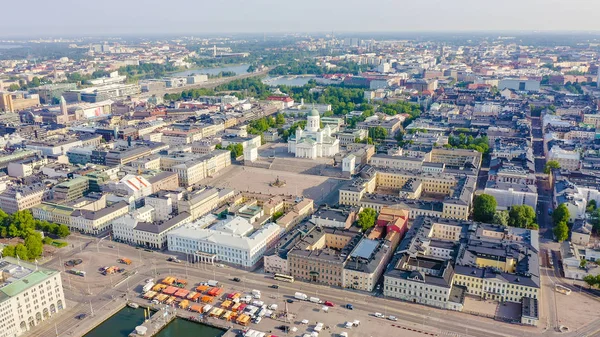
[84,306,225,337]
[171,64,250,77]
[83,306,145,337]
[155,318,225,337]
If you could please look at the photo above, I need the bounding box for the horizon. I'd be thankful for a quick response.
[2,0,600,38]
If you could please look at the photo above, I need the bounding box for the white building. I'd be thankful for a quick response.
[70,201,130,234]
[484,182,538,211]
[0,257,66,337]
[167,215,281,268]
[287,109,340,159]
[548,146,580,171]
[108,175,153,201]
[112,205,191,250]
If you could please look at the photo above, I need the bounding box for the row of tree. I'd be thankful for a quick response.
[0,209,70,261]
[445,133,490,154]
[472,194,538,230]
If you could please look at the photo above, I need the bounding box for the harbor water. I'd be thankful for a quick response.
[84,306,225,337]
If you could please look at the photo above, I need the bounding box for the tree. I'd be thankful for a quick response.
[275,113,285,125]
[24,233,43,260]
[553,203,570,225]
[7,84,20,92]
[357,208,377,231]
[10,210,36,238]
[226,144,244,159]
[56,224,70,238]
[215,144,223,150]
[473,194,497,223]
[371,127,387,140]
[553,221,569,242]
[583,274,598,288]
[508,205,537,229]
[544,160,560,174]
[2,245,15,258]
[15,244,28,260]
[580,259,588,269]
[492,211,509,226]
[587,200,597,213]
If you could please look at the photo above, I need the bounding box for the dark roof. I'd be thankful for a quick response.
[71,201,129,220]
[134,212,191,234]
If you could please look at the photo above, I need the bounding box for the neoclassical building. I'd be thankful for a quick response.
[287,109,339,159]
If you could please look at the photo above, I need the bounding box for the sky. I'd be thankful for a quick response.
[2,0,600,37]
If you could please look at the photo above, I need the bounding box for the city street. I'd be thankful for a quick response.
[23,233,600,337]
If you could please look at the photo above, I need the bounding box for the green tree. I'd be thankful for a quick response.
[492,211,509,226]
[357,208,377,231]
[7,84,20,92]
[508,205,537,229]
[14,244,28,260]
[10,210,36,238]
[215,144,223,150]
[587,200,597,213]
[2,245,15,257]
[553,203,571,225]
[473,194,497,223]
[275,113,285,125]
[56,224,70,238]
[583,274,598,288]
[226,144,244,159]
[42,237,53,245]
[553,221,569,242]
[24,233,43,259]
[544,160,561,174]
[580,259,588,269]
[371,127,388,140]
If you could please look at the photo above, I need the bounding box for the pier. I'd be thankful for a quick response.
[129,306,175,337]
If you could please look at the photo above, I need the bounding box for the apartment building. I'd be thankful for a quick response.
[104,146,154,166]
[384,216,540,325]
[338,166,475,220]
[0,258,66,337]
[70,201,130,234]
[548,145,580,171]
[177,188,222,221]
[0,183,47,214]
[7,157,48,178]
[147,171,179,193]
[427,148,482,170]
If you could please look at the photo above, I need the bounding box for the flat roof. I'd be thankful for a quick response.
[350,238,379,259]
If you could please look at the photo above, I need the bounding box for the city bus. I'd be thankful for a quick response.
[273,273,294,283]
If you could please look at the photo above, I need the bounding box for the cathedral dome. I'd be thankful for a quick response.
[309,108,319,117]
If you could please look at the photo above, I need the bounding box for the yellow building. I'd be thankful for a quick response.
[0,91,40,112]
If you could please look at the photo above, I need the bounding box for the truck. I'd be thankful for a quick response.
[119,258,132,265]
[142,281,155,293]
[207,280,219,287]
[294,292,308,301]
[309,297,321,303]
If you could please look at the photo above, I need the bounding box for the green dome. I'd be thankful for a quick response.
[309,108,319,117]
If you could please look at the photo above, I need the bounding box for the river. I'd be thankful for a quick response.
[84,306,225,337]
[171,64,250,77]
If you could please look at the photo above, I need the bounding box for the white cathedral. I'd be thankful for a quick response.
[287,108,340,159]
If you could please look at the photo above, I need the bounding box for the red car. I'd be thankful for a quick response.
[324,301,334,307]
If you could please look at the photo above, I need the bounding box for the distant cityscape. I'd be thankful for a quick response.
[0,32,599,337]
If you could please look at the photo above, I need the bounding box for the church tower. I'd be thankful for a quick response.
[60,96,68,122]
[307,108,320,132]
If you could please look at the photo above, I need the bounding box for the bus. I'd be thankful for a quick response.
[274,273,294,283]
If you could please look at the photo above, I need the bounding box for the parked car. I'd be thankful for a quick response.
[387,316,398,321]
[75,314,87,320]
[374,312,384,318]
[232,277,241,282]
[345,304,353,310]
[324,301,334,307]
[286,299,294,303]
[270,284,279,289]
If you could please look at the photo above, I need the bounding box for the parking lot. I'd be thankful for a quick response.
[137,275,439,337]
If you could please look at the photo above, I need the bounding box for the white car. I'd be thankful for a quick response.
[387,315,398,321]
[374,312,384,318]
